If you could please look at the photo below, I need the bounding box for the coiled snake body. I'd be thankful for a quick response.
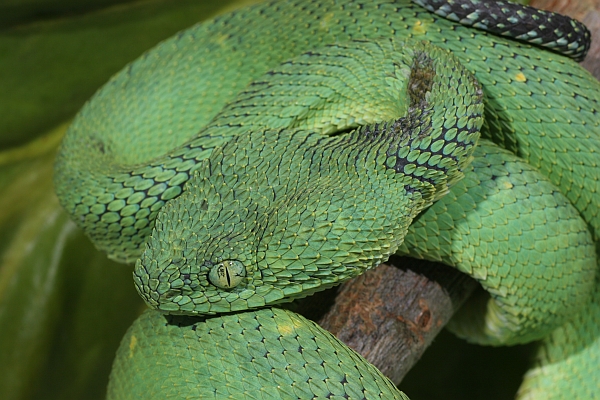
[54,0,600,398]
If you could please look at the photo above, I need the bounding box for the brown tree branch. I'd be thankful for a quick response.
[319,258,477,383]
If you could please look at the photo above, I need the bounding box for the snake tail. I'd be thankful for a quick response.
[412,0,591,61]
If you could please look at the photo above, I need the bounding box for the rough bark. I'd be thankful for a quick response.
[319,258,477,383]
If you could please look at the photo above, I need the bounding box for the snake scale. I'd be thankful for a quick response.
[53,0,600,398]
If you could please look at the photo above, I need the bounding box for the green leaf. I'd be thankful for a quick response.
[0,1,259,399]
[0,0,260,149]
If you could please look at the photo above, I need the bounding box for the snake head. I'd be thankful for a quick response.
[133,158,268,315]
[133,131,371,316]
[133,125,419,316]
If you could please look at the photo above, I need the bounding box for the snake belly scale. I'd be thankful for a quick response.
[53,0,600,398]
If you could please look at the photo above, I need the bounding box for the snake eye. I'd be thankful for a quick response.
[208,260,246,289]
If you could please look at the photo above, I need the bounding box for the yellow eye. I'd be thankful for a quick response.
[208,260,246,289]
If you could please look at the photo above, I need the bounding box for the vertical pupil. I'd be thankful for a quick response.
[208,260,245,289]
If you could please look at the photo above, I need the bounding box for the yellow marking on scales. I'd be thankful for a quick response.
[278,321,295,336]
[320,13,335,29]
[412,20,427,35]
[214,33,229,47]
[501,180,514,190]
[515,72,527,82]
[128,335,138,359]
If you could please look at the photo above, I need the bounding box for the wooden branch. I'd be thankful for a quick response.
[318,258,477,383]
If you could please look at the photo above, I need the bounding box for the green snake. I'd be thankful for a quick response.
[53,0,600,398]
